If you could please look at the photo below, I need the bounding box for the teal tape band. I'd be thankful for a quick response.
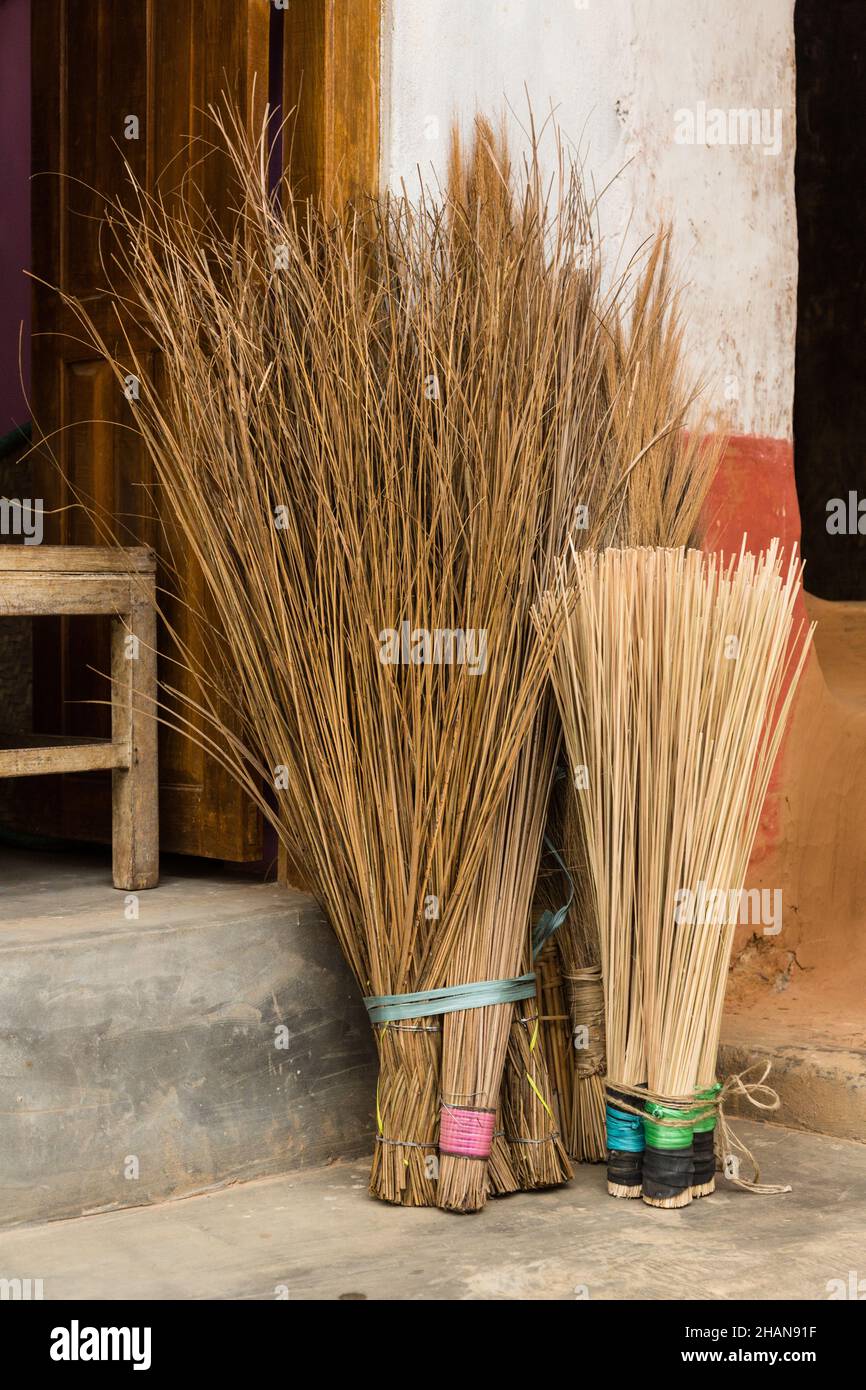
[606,1103,646,1153]
[363,972,537,1025]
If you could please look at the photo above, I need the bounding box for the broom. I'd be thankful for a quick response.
[431,113,729,1212]
[634,543,812,1207]
[58,101,629,1211]
[535,554,646,1196]
[538,542,812,1207]
[528,238,722,1184]
[536,779,607,1163]
[428,114,673,1212]
[436,116,575,1206]
[533,941,575,1152]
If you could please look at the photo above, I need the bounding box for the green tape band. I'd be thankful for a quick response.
[692,1083,722,1133]
[644,1099,698,1151]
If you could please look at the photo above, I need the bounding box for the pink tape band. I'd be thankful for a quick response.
[439,1106,496,1159]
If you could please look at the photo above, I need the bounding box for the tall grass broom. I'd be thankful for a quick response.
[428,115,663,1212]
[56,102,627,1210]
[537,542,812,1207]
[438,117,571,1205]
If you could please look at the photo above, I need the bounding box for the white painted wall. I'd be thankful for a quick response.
[380,0,796,440]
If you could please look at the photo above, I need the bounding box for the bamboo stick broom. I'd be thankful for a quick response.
[535,554,647,1196]
[634,543,812,1206]
[527,243,722,1184]
[537,542,812,1208]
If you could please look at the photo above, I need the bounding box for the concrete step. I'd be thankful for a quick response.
[719,1036,866,1144]
[0,846,377,1230]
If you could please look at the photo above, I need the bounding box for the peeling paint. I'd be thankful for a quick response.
[381,0,796,440]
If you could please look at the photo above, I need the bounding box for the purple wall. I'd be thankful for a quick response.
[0,0,30,435]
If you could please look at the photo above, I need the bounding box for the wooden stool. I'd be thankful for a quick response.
[0,546,159,890]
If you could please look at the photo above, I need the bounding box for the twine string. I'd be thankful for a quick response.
[373,1021,441,1034]
[505,1131,563,1146]
[374,1136,437,1150]
[563,965,606,1077]
[531,832,576,958]
[714,1064,790,1194]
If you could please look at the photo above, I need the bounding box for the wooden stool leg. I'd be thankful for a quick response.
[111,582,159,890]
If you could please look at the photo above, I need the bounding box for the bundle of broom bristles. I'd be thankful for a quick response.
[61,100,812,1213]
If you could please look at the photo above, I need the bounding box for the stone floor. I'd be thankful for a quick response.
[0,1120,862,1300]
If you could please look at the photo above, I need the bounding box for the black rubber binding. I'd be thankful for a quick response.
[642,1143,694,1202]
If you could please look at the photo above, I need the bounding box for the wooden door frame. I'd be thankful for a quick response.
[283,0,381,204]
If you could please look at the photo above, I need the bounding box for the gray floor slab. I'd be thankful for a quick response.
[0,1120,862,1300]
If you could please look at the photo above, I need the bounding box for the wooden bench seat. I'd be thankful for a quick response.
[0,546,159,889]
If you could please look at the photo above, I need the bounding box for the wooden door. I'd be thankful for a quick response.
[26,0,269,859]
[25,0,379,861]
